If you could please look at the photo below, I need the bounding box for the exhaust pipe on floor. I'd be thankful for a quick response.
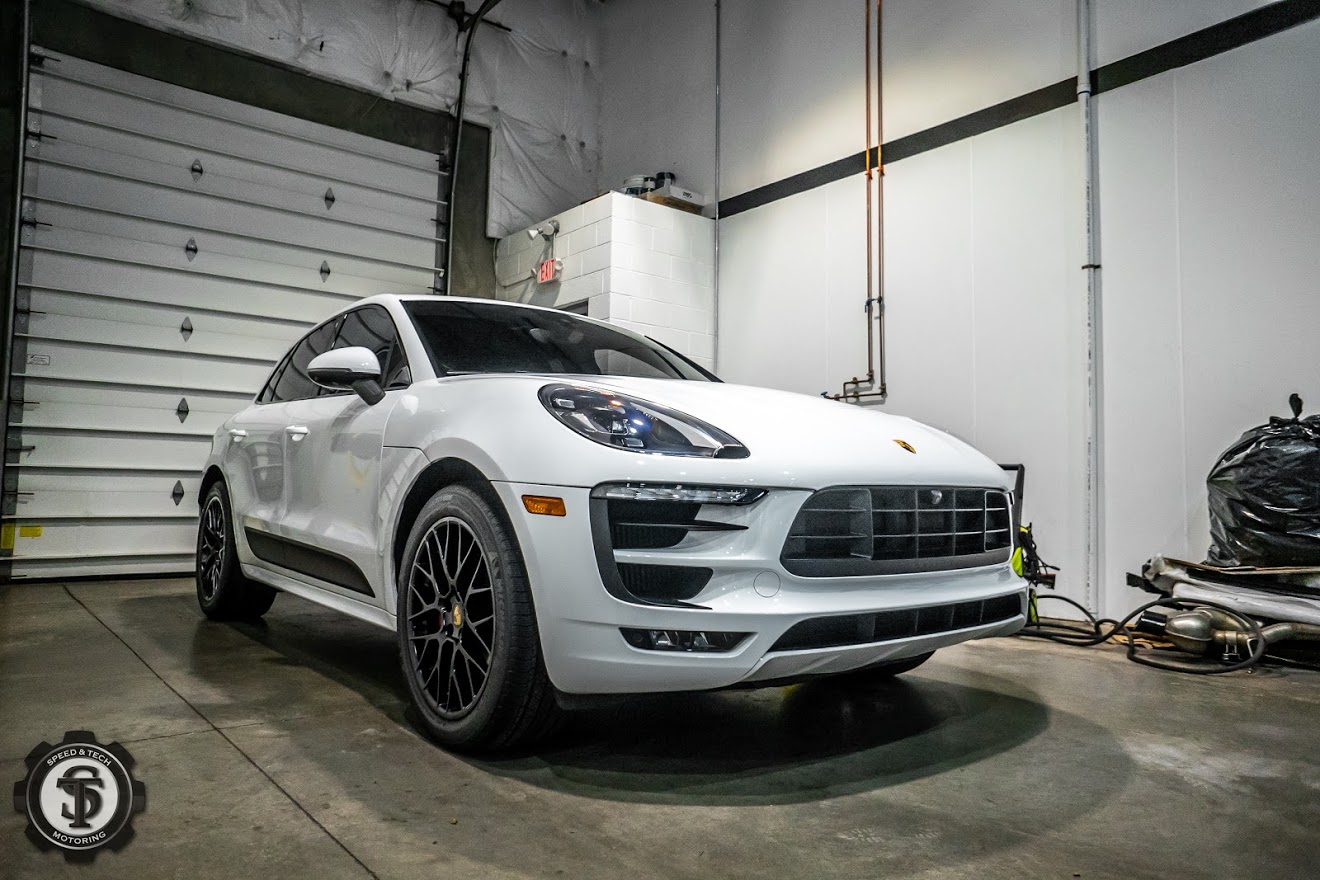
[1137,607,1320,659]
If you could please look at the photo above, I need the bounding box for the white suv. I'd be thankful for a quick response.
[197,295,1024,751]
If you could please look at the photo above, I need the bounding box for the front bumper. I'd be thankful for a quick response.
[494,481,1026,694]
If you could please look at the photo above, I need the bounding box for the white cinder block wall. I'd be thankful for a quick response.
[600,0,1320,619]
[493,193,717,370]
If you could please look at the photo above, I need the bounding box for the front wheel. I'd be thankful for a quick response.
[396,485,560,752]
[196,481,276,620]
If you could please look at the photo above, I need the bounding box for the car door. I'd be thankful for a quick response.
[276,305,412,604]
[222,356,292,538]
[222,311,337,540]
[229,317,341,567]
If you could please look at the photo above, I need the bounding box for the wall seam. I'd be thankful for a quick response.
[968,143,979,444]
[1170,74,1191,555]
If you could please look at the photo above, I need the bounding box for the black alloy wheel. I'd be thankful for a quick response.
[195,481,277,620]
[406,517,497,717]
[197,494,227,604]
[396,485,560,751]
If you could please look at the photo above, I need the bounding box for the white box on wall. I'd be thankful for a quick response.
[493,192,717,370]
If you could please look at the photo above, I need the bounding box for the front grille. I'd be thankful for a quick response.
[782,486,1012,577]
[770,593,1023,652]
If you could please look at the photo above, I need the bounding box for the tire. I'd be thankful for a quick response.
[848,651,934,680]
[396,485,560,753]
[196,481,277,620]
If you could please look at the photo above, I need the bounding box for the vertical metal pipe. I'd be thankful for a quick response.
[712,0,721,372]
[827,0,886,403]
[863,0,874,387]
[2,0,33,497]
[1078,0,1102,613]
[874,0,887,397]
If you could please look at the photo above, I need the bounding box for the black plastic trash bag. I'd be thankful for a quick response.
[1207,394,1320,567]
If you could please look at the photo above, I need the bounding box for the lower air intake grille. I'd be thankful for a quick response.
[616,564,712,604]
[781,486,1013,577]
[770,593,1023,652]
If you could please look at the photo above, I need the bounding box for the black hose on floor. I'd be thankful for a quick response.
[1019,594,1267,675]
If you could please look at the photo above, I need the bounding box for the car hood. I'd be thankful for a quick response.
[423,374,1009,491]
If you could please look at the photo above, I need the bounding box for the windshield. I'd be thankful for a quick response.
[403,300,716,381]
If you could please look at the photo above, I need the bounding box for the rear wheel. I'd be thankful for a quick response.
[397,485,560,752]
[196,481,277,620]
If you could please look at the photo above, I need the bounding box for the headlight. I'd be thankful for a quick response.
[539,384,749,458]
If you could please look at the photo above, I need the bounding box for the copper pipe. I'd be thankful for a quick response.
[864,0,874,390]
[874,0,887,397]
[829,0,887,402]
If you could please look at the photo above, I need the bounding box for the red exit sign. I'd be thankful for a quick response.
[537,258,562,284]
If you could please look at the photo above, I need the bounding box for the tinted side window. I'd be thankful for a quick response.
[256,350,291,404]
[335,306,410,389]
[271,319,340,402]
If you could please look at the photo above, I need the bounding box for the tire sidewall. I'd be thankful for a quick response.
[196,482,238,613]
[396,486,525,746]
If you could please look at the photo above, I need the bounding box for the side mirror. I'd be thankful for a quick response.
[308,346,385,405]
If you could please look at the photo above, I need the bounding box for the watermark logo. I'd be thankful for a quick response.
[12,731,146,862]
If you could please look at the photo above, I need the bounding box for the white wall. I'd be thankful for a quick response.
[717,0,1092,609]
[493,194,717,368]
[1097,19,1320,618]
[597,0,718,199]
[719,108,1089,608]
[711,0,1320,617]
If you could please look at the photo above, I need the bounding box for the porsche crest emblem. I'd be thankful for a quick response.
[893,439,916,454]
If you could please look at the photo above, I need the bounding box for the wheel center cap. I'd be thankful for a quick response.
[451,603,463,629]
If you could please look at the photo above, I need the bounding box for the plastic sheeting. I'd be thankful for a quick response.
[80,0,602,238]
[1206,398,1320,567]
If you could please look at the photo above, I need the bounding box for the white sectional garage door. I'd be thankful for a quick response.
[6,49,443,579]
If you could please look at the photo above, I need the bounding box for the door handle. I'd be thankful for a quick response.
[228,428,247,440]
[286,425,309,441]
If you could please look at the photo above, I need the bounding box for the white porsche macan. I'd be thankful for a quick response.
[196,294,1026,751]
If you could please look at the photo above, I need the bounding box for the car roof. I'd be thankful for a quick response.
[345,293,637,341]
[355,293,581,318]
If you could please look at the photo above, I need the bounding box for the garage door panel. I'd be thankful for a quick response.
[11,472,203,520]
[26,304,293,364]
[19,340,271,395]
[30,137,437,242]
[26,223,422,300]
[27,162,437,270]
[26,251,360,323]
[33,63,441,194]
[33,201,432,289]
[6,520,197,565]
[8,51,443,579]
[39,111,441,225]
[15,377,253,418]
[14,399,229,439]
[12,431,213,471]
[29,289,306,344]
[7,554,194,580]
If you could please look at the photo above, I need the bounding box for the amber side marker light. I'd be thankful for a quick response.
[522,495,567,516]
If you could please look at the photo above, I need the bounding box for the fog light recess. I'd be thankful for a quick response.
[620,628,750,653]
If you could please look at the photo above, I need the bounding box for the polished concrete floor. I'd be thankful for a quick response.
[1,579,1318,879]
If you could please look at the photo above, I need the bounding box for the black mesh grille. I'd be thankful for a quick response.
[770,593,1023,652]
[782,486,1013,577]
[608,500,702,549]
[590,492,746,607]
[617,564,713,603]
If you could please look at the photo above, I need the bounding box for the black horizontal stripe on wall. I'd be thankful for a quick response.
[718,0,1320,219]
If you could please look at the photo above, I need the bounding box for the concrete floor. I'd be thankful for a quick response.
[1,580,1318,880]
